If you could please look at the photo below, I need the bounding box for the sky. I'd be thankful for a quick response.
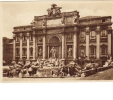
[1,1,113,39]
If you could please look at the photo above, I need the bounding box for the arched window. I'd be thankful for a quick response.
[90,45,96,55]
[101,30,107,37]
[16,48,19,56]
[23,48,26,56]
[101,45,107,55]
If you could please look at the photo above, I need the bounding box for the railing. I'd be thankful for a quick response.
[100,37,107,42]
[100,54,107,57]
[90,39,96,42]
[89,54,96,58]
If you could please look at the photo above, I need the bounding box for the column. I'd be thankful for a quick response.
[96,26,100,59]
[73,27,77,59]
[85,27,90,59]
[48,46,49,59]
[13,34,16,60]
[20,33,22,60]
[108,30,112,55]
[33,31,35,60]
[43,35,46,59]
[26,33,30,60]
[62,33,65,59]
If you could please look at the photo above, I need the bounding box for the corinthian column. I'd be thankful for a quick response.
[43,35,46,59]
[107,28,112,55]
[62,32,65,59]
[73,27,77,59]
[33,31,35,60]
[13,34,16,60]
[85,27,90,59]
[20,33,22,60]
[96,26,100,59]
[26,33,30,60]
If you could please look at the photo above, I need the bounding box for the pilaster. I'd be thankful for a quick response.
[96,26,100,59]
[107,26,112,55]
[33,31,36,60]
[62,28,65,60]
[85,27,90,59]
[26,33,30,60]
[13,34,16,60]
[73,27,77,59]
[19,33,22,60]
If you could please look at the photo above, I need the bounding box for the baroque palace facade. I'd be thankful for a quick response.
[13,4,112,64]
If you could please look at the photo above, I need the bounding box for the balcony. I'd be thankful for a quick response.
[16,43,20,46]
[100,54,107,57]
[89,54,96,58]
[15,54,20,57]
[79,38,86,43]
[100,37,107,42]
[90,39,96,42]
[22,54,27,57]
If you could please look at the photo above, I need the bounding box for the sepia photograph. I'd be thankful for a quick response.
[1,1,113,82]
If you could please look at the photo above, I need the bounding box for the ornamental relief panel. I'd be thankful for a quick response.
[37,36,43,43]
[47,29,62,34]
[66,33,73,42]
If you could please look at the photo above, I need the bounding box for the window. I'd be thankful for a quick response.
[23,48,26,56]
[30,48,33,56]
[101,45,107,55]
[90,31,96,40]
[16,48,19,55]
[101,30,107,37]
[23,35,26,41]
[90,46,96,55]
[102,19,105,22]
[101,46,107,55]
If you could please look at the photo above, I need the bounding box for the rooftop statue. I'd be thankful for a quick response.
[47,4,62,17]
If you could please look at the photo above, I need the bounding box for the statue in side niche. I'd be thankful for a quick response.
[68,33,72,40]
[38,36,43,42]
[67,47,72,57]
[38,48,42,57]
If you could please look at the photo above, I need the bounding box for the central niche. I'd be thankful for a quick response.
[49,36,60,44]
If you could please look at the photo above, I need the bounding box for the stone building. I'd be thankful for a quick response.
[3,37,13,65]
[12,4,112,65]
